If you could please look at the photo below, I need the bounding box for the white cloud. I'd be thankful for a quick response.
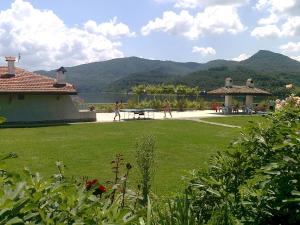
[84,17,135,38]
[255,0,300,16]
[279,41,300,62]
[281,16,300,37]
[251,24,281,38]
[156,0,248,8]
[255,0,296,13]
[0,0,134,70]
[280,42,300,53]
[258,13,279,25]
[192,46,216,56]
[141,6,245,39]
[251,16,300,39]
[291,56,300,62]
[254,0,300,39]
[232,53,249,61]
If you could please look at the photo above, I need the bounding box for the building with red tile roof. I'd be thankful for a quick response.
[0,67,77,94]
[0,57,96,123]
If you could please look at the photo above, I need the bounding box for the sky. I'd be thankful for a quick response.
[0,0,299,70]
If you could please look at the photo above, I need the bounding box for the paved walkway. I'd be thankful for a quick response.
[96,110,225,123]
[184,118,241,128]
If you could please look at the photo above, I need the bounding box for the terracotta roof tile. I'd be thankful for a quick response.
[0,67,77,94]
[208,85,270,96]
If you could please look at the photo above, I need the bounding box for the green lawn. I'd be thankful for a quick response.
[0,120,239,195]
[202,115,268,127]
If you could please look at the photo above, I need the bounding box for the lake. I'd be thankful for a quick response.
[79,92,138,103]
[78,92,223,103]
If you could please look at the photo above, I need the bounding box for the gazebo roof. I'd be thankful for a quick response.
[208,85,271,96]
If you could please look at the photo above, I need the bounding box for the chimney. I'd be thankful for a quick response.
[5,56,16,76]
[225,77,233,88]
[246,78,254,88]
[54,66,67,87]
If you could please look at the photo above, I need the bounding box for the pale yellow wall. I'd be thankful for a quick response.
[245,95,254,107]
[0,94,96,123]
[225,95,233,107]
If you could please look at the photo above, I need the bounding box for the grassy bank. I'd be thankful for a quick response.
[201,115,267,127]
[0,120,238,195]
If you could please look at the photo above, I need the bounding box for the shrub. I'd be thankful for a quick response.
[150,99,163,110]
[175,99,188,111]
[152,193,198,225]
[187,97,300,224]
[0,116,6,124]
[88,105,96,111]
[0,155,146,224]
[135,135,156,205]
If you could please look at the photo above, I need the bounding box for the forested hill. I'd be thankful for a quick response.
[36,50,300,93]
[35,57,203,93]
[240,50,300,73]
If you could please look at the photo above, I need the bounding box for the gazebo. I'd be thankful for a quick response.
[208,77,271,114]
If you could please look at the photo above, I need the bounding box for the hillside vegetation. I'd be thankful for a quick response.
[36,50,300,94]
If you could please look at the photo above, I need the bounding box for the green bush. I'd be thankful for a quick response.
[132,84,199,96]
[186,102,300,224]
[90,98,208,112]
[152,193,198,225]
[0,153,147,224]
[0,116,6,124]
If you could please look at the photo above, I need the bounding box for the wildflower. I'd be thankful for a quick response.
[86,179,98,190]
[98,185,106,193]
[93,184,106,196]
[91,179,98,184]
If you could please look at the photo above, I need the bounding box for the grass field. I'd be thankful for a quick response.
[0,120,241,195]
[202,115,267,127]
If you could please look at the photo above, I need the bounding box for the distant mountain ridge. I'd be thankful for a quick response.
[36,50,300,94]
[36,57,203,92]
[240,50,300,73]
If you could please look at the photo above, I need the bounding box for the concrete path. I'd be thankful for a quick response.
[183,118,241,128]
[96,110,225,123]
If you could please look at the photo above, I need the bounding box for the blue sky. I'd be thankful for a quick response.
[0,0,299,70]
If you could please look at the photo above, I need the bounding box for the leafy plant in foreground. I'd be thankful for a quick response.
[0,155,145,224]
[187,97,300,224]
[135,135,156,206]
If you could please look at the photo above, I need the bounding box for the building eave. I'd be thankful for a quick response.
[0,90,77,95]
[207,85,271,96]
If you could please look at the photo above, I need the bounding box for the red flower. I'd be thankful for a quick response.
[98,185,106,193]
[91,179,98,185]
[86,179,98,190]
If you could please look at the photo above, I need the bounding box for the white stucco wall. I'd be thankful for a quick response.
[0,94,96,123]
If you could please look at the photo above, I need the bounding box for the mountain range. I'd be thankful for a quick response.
[36,50,300,95]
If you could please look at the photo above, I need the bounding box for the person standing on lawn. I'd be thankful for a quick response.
[164,99,172,118]
[114,101,121,121]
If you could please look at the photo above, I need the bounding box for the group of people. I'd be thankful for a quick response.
[113,100,172,121]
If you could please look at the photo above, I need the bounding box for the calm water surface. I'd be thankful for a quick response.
[79,92,223,103]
